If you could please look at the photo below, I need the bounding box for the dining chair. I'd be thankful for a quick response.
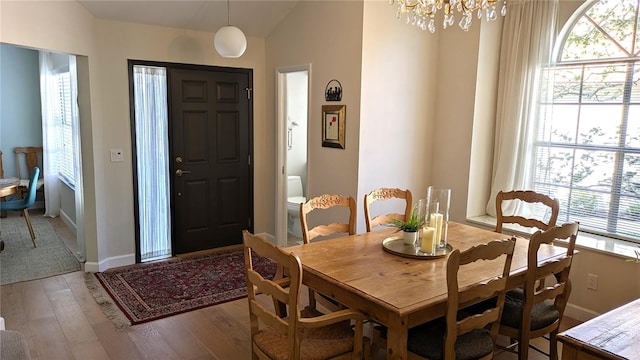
[495,190,559,235]
[364,187,413,232]
[14,146,44,199]
[371,237,516,359]
[242,230,367,360]
[300,194,356,243]
[498,222,579,360]
[0,167,41,247]
[300,194,357,313]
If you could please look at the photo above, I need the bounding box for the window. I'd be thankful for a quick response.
[132,64,171,262]
[533,0,640,242]
[54,71,75,186]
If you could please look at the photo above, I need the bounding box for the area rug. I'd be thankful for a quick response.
[94,248,277,325]
[0,214,81,285]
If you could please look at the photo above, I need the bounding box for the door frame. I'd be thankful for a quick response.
[128,59,254,261]
[275,64,311,247]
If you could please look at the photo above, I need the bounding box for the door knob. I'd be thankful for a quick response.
[175,169,191,176]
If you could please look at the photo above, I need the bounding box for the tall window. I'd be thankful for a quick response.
[132,65,171,262]
[54,71,75,185]
[533,0,640,242]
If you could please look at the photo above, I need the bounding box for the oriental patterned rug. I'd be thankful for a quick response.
[94,248,276,325]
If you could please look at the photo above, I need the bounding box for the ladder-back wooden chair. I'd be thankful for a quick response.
[299,194,356,312]
[495,190,559,234]
[498,222,579,360]
[364,187,412,232]
[243,230,367,360]
[14,146,44,199]
[371,237,516,359]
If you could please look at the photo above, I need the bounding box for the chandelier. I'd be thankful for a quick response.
[390,0,507,33]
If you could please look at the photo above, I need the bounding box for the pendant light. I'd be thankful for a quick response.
[214,0,247,58]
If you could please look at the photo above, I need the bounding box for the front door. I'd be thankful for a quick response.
[170,66,253,254]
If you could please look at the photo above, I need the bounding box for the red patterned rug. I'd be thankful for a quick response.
[94,248,276,325]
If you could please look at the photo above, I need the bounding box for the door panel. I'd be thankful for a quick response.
[170,67,252,254]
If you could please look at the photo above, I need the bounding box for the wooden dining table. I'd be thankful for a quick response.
[287,221,569,360]
[558,297,640,360]
[0,178,20,218]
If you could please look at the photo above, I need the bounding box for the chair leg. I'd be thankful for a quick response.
[518,335,530,360]
[549,331,559,360]
[22,209,36,247]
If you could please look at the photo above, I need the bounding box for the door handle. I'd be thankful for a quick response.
[175,169,191,176]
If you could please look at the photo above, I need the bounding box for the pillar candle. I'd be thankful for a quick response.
[421,227,436,253]
[429,213,443,242]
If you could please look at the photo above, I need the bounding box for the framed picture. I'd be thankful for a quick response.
[322,105,346,149]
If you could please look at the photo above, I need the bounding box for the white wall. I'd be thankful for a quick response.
[266,1,365,230]
[357,1,438,232]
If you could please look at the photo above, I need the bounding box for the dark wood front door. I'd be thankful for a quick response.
[170,66,253,254]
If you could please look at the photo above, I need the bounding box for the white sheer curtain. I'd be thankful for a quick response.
[39,51,62,217]
[133,65,171,261]
[486,0,559,216]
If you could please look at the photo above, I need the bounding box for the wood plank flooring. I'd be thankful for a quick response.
[0,219,581,359]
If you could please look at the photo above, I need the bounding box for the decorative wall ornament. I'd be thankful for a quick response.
[324,79,342,101]
[322,105,346,149]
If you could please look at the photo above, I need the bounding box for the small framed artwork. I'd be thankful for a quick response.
[322,105,346,149]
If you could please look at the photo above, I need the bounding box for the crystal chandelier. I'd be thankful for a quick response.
[390,0,507,33]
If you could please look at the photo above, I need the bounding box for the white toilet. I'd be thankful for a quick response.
[287,175,306,238]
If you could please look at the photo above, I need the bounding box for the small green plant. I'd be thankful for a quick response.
[390,204,424,232]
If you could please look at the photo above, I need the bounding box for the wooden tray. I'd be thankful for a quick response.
[382,236,453,259]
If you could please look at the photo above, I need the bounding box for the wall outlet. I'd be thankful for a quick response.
[587,273,598,290]
[110,148,124,162]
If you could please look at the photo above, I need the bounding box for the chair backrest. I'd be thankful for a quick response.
[300,194,356,243]
[15,146,43,180]
[495,190,559,234]
[443,237,516,359]
[23,167,41,207]
[520,222,579,333]
[243,230,303,359]
[364,187,413,232]
[0,150,4,178]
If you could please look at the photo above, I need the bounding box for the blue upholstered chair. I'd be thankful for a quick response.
[0,167,40,247]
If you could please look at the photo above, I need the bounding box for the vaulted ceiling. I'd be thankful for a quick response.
[77,1,300,37]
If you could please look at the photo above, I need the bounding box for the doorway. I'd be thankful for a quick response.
[275,65,310,247]
[130,61,253,260]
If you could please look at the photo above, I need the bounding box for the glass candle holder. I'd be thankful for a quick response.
[426,186,451,249]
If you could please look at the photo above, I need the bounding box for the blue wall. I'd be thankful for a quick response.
[0,44,43,178]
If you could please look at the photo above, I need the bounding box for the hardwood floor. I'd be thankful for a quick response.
[0,221,582,359]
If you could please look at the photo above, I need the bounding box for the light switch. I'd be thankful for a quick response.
[110,148,124,162]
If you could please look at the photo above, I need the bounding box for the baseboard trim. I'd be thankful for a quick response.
[84,253,136,273]
[564,302,599,322]
[59,209,77,235]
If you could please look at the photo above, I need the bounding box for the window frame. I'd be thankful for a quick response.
[532,0,640,244]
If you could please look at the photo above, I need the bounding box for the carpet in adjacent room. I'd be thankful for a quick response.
[0,213,81,285]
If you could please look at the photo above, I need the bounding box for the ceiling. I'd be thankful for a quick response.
[77,1,300,37]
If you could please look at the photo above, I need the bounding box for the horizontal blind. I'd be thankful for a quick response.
[55,72,75,186]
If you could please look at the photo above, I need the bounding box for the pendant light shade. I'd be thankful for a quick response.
[214,0,246,58]
[214,25,247,58]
